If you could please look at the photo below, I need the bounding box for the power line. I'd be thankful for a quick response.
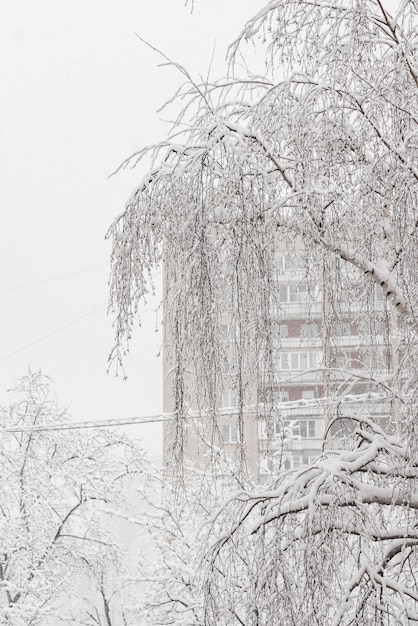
[0,267,162,363]
[3,413,169,433]
[51,303,161,373]
[52,336,107,373]
[2,392,386,433]
[0,301,107,363]
[0,266,162,297]
[0,265,106,296]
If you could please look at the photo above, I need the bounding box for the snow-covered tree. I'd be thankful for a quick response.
[205,417,418,624]
[108,0,418,623]
[129,468,207,626]
[0,371,147,625]
[126,452,252,626]
[109,0,417,440]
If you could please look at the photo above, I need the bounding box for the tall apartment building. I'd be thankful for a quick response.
[163,248,390,482]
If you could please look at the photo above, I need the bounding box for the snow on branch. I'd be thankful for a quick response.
[205,419,418,624]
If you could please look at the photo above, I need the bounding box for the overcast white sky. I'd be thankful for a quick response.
[0,0,258,458]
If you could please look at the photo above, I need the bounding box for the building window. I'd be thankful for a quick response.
[279,283,308,303]
[335,323,351,336]
[221,390,238,408]
[283,253,302,271]
[284,419,316,438]
[221,324,238,342]
[301,323,319,338]
[274,390,289,403]
[293,453,315,468]
[222,357,238,374]
[277,252,303,271]
[278,324,288,338]
[301,389,318,400]
[222,424,239,443]
[279,283,308,302]
[358,319,386,335]
[336,354,347,368]
[278,352,318,370]
[300,420,316,438]
[284,453,318,470]
[275,421,287,437]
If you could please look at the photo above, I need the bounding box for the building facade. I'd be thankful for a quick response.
[163,248,390,482]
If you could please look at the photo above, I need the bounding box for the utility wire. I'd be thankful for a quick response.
[0,301,107,363]
[52,337,107,373]
[1,392,387,433]
[0,265,162,298]
[51,303,161,373]
[4,413,169,433]
[0,265,106,296]
[1,301,107,354]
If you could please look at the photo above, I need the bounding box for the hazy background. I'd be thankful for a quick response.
[0,0,258,459]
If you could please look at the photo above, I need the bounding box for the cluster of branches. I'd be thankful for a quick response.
[0,370,150,626]
[107,0,418,624]
[206,416,418,624]
[108,0,418,429]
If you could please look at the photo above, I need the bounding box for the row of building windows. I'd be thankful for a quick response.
[221,322,354,343]
[272,389,319,402]
[222,418,320,443]
[277,351,319,370]
[279,322,352,337]
[283,452,319,470]
[282,419,316,438]
[221,354,321,397]
[259,451,320,482]
[277,323,319,338]
[279,283,311,303]
[222,384,321,409]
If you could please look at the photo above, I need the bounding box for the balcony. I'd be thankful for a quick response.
[286,437,323,451]
[279,337,323,349]
[273,369,324,384]
[259,436,324,454]
[275,302,322,318]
